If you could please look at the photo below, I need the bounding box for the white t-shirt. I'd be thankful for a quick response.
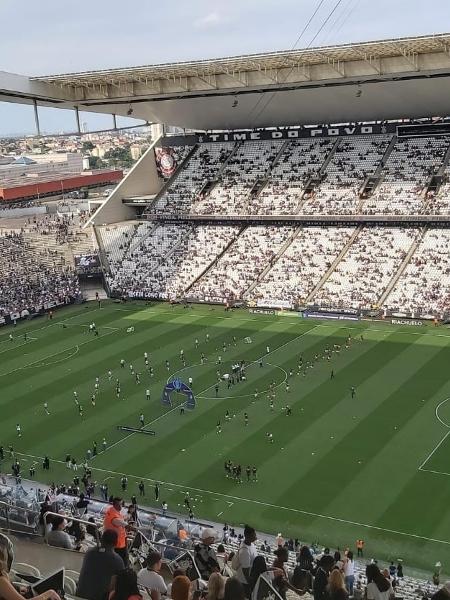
[236,542,258,584]
[137,569,167,594]
[366,582,393,600]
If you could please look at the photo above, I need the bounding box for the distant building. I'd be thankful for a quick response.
[130,145,142,161]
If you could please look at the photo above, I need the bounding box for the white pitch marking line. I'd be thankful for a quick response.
[0,305,102,342]
[14,450,450,547]
[97,325,320,456]
[435,397,450,429]
[113,306,450,339]
[418,398,450,471]
[0,338,38,355]
[0,329,117,378]
[23,345,80,369]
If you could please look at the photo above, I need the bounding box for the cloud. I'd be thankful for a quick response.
[194,11,224,29]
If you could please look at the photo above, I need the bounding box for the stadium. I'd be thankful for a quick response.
[1,19,450,600]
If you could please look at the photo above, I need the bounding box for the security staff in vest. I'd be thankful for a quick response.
[103,497,129,564]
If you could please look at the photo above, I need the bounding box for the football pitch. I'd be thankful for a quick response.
[1,300,450,572]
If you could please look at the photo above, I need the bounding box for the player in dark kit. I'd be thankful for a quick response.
[246,465,251,482]
[351,386,356,398]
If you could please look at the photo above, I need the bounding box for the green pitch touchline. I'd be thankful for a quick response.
[14,450,450,548]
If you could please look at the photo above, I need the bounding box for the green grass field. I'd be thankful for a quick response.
[1,301,450,573]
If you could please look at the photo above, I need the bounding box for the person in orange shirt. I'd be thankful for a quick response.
[104,497,129,564]
[356,539,364,557]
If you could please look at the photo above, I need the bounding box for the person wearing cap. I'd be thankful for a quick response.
[194,527,220,580]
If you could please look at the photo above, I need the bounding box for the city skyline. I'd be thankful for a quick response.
[1,0,449,135]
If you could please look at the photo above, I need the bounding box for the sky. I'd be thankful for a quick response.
[0,0,449,136]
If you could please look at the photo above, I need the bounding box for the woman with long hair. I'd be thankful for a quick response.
[171,575,191,600]
[365,564,393,600]
[110,568,142,600]
[342,551,355,596]
[0,547,61,600]
[327,569,349,600]
[207,572,225,600]
[223,577,246,600]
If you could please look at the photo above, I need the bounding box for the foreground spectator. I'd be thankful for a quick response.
[327,569,349,600]
[109,568,142,600]
[0,534,13,572]
[170,575,191,600]
[137,551,167,600]
[47,515,76,549]
[0,546,61,600]
[313,555,335,600]
[234,525,257,597]
[365,564,393,600]
[207,572,226,600]
[194,528,220,580]
[104,497,129,564]
[342,550,355,595]
[76,529,124,600]
[431,581,450,600]
[224,577,246,600]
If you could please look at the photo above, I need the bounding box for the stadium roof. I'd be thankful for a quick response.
[2,33,450,130]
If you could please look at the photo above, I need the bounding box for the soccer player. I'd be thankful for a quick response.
[9,334,13,342]
[73,391,79,405]
[86,449,92,460]
[184,492,191,510]
[206,333,210,342]
[102,437,107,451]
[200,352,205,365]
[285,383,290,393]
[129,363,134,375]
[244,412,249,426]
[154,482,160,501]
[216,421,222,434]
[78,404,83,417]
[16,424,21,437]
[195,338,199,349]
[246,466,251,482]
[135,372,141,384]
[139,413,145,427]
[266,346,270,354]
[215,383,219,397]
[180,405,185,415]
[108,370,112,380]
[331,370,335,379]
[165,360,170,371]
[286,405,292,416]
[121,476,128,491]
[259,358,263,368]
[225,410,231,422]
[138,481,145,496]
[252,466,258,482]
[188,376,193,386]
[217,356,222,365]
[44,402,50,415]
[180,349,184,360]
[93,441,97,456]
[144,352,148,360]
[270,399,274,412]
[150,367,154,377]
[24,332,28,342]
[266,432,274,443]
[116,385,121,399]
[120,359,125,368]
[351,386,356,399]
[254,389,258,399]
[91,395,96,407]
[146,389,150,401]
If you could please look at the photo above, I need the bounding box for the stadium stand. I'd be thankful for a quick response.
[0,472,442,600]
[362,136,449,214]
[247,139,334,215]
[312,227,418,310]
